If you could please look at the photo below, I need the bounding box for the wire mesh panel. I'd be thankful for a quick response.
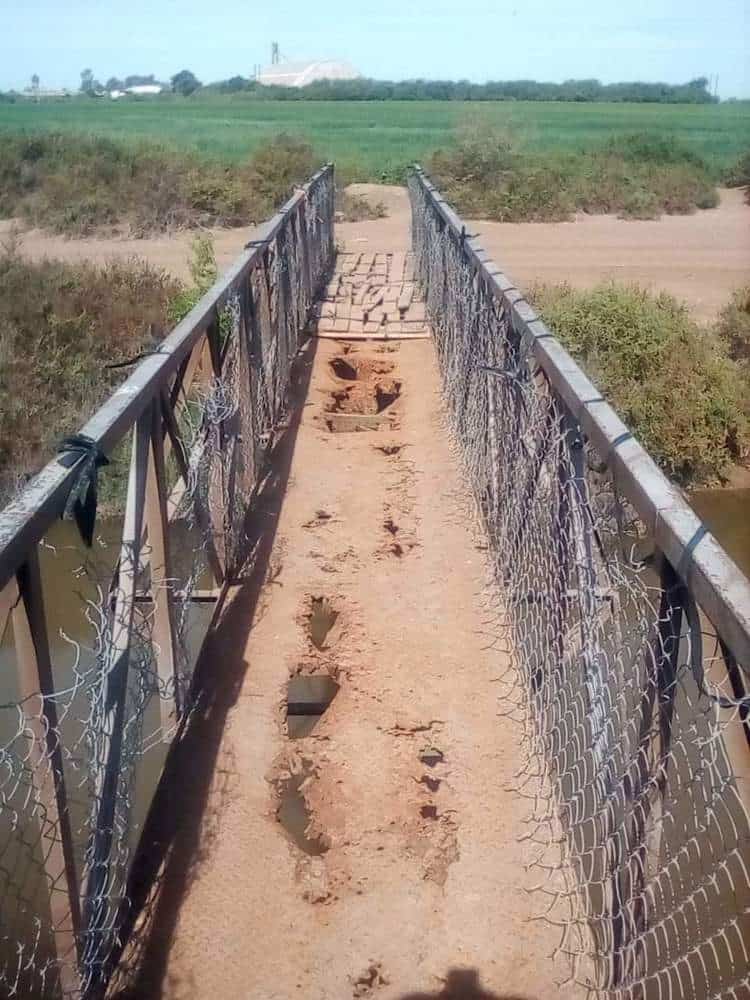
[0,164,335,999]
[410,168,750,1000]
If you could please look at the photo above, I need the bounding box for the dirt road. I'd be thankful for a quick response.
[123,216,582,999]
[2,184,747,324]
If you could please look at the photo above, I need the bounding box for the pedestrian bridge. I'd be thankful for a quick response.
[0,166,748,1000]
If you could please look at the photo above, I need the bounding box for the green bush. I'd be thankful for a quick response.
[428,131,719,222]
[244,134,318,209]
[168,235,219,324]
[530,282,749,485]
[725,149,750,203]
[715,286,750,363]
[603,132,708,168]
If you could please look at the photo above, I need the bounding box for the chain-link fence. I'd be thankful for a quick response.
[0,164,335,999]
[410,167,750,1000]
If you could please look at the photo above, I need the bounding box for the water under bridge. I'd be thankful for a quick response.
[0,166,748,1000]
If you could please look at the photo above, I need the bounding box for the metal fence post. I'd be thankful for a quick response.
[144,398,182,727]
[12,552,82,996]
[80,411,150,994]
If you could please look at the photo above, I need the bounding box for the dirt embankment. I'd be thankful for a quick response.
[2,184,748,323]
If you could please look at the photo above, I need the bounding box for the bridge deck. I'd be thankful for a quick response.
[125,207,582,1000]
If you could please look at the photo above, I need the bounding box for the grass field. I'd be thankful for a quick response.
[1,97,748,180]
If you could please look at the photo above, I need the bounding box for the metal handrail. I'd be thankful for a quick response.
[0,163,335,590]
[411,163,750,672]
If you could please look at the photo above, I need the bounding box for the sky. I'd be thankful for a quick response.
[1,0,748,98]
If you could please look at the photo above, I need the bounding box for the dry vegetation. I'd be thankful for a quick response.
[725,149,750,203]
[715,285,750,363]
[0,127,739,236]
[0,124,748,502]
[531,282,750,485]
[430,131,721,221]
[0,237,180,502]
[335,189,388,222]
[0,132,320,236]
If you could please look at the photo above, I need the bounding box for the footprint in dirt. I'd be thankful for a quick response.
[352,962,389,997]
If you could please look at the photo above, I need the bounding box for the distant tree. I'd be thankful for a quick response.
[221,75,252,93]
[248,75,718,105]
[124,74,156,88]
[80,68,94,93]
[171,69,202,96]
[31,73,40,89]
[105,76,125,92]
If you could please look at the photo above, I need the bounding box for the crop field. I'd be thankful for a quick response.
[1,97,748,180]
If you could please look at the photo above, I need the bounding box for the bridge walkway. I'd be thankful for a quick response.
[125,206,580,1000]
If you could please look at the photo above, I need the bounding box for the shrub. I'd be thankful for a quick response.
[168,235,219,324]
[243,134,318,211]
[725,149,750,203]
[336,190,388,222]
[428,131,719,222]
[603,132,708,169]
[0,243,181,503]
[530,282,749,485]
[716,286,750,363]
[0,131,321,236]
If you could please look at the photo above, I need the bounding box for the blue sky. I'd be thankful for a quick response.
[1,0,748,97]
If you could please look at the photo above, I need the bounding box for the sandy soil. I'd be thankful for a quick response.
[346,184,750,324]
[122,211,584,999]
[469,187,750,324]
[2,184,747,323]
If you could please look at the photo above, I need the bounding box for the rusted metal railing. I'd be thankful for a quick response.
[0,164,335,998]
[410,165,750,1000]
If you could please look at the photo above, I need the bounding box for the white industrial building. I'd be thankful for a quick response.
[258,60,361,88]
[110,84,164,99]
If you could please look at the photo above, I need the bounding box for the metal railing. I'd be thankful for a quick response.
[0,164,335,998]
[410,166,750,999]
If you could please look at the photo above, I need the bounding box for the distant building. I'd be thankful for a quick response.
[22,87,71,99]
[258,60,361,88]
[110,84,164,98]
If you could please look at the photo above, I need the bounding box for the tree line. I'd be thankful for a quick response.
[204,76,718,103]
[8,72,718,104]
[79,69,202,96]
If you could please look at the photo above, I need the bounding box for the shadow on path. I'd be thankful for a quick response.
[399,968,536,1000]
[108,336,319,999]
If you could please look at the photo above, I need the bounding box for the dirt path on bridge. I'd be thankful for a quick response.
[122,219,583,1000]
[2,184,748,324]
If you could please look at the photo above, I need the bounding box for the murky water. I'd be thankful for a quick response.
[275,764,328,857]
[690,488,750,578]
[308,597,338,650]
[286,674,339,739]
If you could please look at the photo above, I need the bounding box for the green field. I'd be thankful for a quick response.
[1,97,748,180]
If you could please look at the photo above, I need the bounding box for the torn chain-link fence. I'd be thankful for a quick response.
[0,165,335,999]
[410,167,750,1000]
